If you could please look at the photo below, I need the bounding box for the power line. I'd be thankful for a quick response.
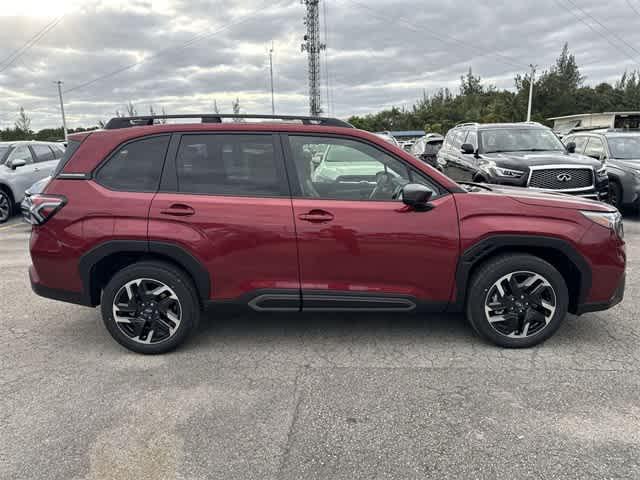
[0,15,64,74]
[564,0,640,60]
[346,0,529,71]
[553,0,640,67]
[627,0,640,18]
[64,1,272,95]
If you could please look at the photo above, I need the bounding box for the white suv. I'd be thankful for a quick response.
[0,141,65,223]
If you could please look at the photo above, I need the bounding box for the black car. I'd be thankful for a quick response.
[437,122,609,200]
[410,133,444,170]
[563,130,640,210]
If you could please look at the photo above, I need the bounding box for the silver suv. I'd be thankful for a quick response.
[0,141,65,223]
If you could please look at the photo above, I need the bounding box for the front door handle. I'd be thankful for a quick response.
[298,209,334,223]
[160,203,195,216]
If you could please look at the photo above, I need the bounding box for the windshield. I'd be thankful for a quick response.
[0,146,10,164]
[480,128,565,153]
[607,137,640,160]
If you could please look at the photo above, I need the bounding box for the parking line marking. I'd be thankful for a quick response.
[0,223,27,231]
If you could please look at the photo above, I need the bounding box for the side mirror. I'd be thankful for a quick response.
[401,183,434,211]
[566,142,576,153]
[461,143,475,155]
[9,158,26,169]
[599,152,607,161]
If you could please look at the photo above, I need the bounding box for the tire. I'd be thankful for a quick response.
[609,181,622,210]
[0,189,13,224]
[466,254,569,348]
[101,261,200,354]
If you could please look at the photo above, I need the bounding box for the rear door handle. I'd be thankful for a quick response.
[160,203,195,216]
[298,209,334,223]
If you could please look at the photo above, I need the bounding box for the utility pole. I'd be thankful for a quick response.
[269,42,275,115]
[55,80,68,140]
[526,64,537,122]
[301,0,325,116]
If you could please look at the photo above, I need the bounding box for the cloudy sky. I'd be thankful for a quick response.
[1,0,639,130]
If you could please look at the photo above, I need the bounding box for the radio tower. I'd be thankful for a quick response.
[301,0,325,116]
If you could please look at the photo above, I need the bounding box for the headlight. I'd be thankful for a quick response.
[480,160,524,178]
[581,210,624,239]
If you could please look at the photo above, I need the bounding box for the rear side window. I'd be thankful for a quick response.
[32,144,55,162]
[175,134,287,197]
[53,140,81,177]
[96,135,170,192]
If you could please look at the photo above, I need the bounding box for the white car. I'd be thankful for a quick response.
[0,141,65,223]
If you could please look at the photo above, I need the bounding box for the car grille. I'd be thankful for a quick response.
[528,167,594,190]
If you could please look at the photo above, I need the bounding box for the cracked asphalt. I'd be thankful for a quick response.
[1,214,639,479]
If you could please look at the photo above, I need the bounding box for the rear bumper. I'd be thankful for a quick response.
[576,272,625,315]
[29,265,92,307]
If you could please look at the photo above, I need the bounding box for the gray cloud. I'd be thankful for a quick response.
[1,0,639,130]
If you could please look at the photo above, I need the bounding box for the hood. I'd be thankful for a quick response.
[472,184,615,212]
[481,150,602,169]
[609,159,640,172]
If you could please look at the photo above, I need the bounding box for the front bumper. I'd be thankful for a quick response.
[576,272,625,315]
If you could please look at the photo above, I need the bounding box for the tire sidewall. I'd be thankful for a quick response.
[467,256,569,348]
[101,262,199,354]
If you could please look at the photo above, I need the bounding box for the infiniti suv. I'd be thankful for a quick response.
[437,122,609,200]
[27,114,625,354]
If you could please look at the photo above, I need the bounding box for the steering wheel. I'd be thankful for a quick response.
[368,172,397,200]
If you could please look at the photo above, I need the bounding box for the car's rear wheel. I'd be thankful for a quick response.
[101,261,200,354]
[0,190,13,223]
[466,254,569,348]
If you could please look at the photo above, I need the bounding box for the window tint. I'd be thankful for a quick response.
[289,135,435,201]
[53,140,80,177]
[584,137,605,159]
[466,131,478,149]
[8,145,33,164]
[96,136,169,191]
[175,134,285,197]
[567,135,588,153]
[32,144,55,162]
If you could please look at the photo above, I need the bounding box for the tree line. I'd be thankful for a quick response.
[3,44,640,140]
[0,97,244,142]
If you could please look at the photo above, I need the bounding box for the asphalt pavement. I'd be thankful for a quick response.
[1,214,639,479]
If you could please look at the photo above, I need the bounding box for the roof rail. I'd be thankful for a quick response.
[454,122,478,128]
[104,114,354,130]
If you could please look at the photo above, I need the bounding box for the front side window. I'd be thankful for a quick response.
[7,145,33,164]
[465,131,478,149]
[175,134,286,197]
[480,128,565,153]
[95,135,169,191]
[566,135,588,153]
[32,144,55,162]
[584,137,605,159]
[289,136,434,201]
[452,129,467,149]
[607,136,640,160]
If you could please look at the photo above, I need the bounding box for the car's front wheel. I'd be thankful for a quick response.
[101,261,200,354]
[0,189,13,223]
[466,254,569,348]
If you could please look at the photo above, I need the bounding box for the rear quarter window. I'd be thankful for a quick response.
[95,135,170,192]
[53,140,81,177]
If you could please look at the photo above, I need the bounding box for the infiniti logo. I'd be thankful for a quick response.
[557,173,572,182]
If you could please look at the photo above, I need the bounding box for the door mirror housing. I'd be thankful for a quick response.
[461,143,475,155]
[9,158,27,170]
[401,183,434,211]
[566,141,576,153]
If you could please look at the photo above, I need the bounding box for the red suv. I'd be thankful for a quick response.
[27,115,626,354]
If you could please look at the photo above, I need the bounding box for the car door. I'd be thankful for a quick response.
[442,129,469,181]
[284,134,460,310]
[4,144,38,202]
[30,144,58,179]
[584,137,606,160]
[458,130,478,181]
[148,132,300,307]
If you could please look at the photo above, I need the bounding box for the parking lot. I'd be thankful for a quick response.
[0,214,638,479]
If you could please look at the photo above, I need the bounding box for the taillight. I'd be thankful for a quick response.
[26,194,67,225]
